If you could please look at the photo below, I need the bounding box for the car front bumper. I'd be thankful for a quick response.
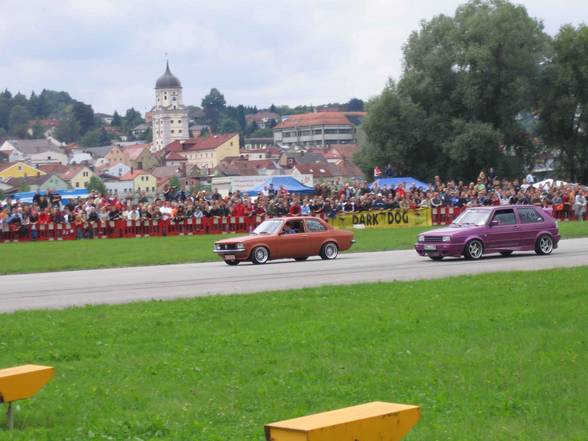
[414,242,464,257]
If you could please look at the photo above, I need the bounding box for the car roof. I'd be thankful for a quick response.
[466,205,539,210]
[266,216,323,222]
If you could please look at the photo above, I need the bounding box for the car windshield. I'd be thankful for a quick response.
[452,209,490,226]
[252,219,283,235]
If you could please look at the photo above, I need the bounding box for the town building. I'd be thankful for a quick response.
[0,139,65,163]
[164,133,240,173]
[6,174,69,192]
[60,165,93,189]
[0,162,46,182]
[119,170,157,195]
[273,111,366,147]
[151,62,190,152]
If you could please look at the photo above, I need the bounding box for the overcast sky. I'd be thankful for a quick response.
[1,0,586,115]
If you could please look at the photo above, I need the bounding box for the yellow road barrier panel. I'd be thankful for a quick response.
[265,401,420,441]
[0,364,54,430]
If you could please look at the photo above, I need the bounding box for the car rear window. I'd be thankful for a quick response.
[518,207,544,223]
[306,219,327,232]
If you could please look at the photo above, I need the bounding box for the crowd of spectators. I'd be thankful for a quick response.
[1,171,586,239]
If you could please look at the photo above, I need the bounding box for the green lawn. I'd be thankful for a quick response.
[0,221,586,275]
[0,267,586,440]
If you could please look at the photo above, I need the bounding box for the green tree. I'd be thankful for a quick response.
[346,98,364,111]
[31,121,45,138]
[218,117,240,134]
[80,128,110,147]
[201,88,226,133]
[124,108,143,130]
[362,0,547,181]
[54,118,81,143]
[0,95,10,130]
[18,182,30,192]
[250,127,273,137]
[169,176,180,189]
[111,111,122,127]
[539,24,588,182]
[72,102,95,134]
[8,104,31,137]
[86,175,107,194]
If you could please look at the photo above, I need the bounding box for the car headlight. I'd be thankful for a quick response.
[214,243,221,250]
[442,236,451,242]
[235,243,245,251]
[418,235,424,242]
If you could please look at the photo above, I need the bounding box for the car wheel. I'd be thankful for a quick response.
[320,242,339,260]
[500,251,513,256]
[429,256,444,261]
[464,239,484,260]
[294,257,308,261]
[251,246,269,264]
[225,260,239,266]
[535,234,553,255]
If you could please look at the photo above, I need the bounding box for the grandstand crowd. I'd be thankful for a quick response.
[0,171,586,239]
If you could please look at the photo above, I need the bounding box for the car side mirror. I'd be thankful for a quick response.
[490,220,499,227]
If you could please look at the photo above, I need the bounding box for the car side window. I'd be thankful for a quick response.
[492,209,516,225]
[283,220,305,234]
[306,219,327,232]
[518,207,544,224]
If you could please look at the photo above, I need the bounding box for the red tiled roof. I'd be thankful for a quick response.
[164,133,238,153]
[274,112,366,129]
[60,165,89,181]
[165,151,187,161]
[38,163,69,175]
[124,144,150,161]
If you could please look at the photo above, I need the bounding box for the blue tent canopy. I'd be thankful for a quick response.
[10,189,90,204]
[370,177,429,190]
[246,176,315,196]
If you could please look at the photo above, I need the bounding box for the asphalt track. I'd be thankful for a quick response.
[1,238,587,313]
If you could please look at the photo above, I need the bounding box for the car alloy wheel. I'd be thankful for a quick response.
[464,239,483,260]
[535,234,553,255]
[320,242,338,260]
[251,246,269,264]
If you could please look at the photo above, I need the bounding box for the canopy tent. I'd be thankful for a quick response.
[9,189,90,204]
[246,176,315,196]
[369,177,429,190]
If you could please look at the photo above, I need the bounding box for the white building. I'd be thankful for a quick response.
[150,62,190,152]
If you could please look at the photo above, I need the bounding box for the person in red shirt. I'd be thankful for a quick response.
[231,200,246,217]
[289,199,301,216]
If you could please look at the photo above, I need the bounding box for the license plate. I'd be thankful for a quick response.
[224,255,235,261]
[424,244,437,251]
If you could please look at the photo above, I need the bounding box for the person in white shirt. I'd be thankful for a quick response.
[574,190,587,221]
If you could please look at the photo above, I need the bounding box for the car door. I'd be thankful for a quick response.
[304,218,329,255]
[516,207,545,247]
[272,220,308,259]
[485,208,520,250]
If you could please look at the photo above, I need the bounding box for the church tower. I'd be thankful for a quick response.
[151,61,190,152]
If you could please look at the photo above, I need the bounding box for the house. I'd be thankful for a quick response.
[131,123,150,137]
[273,111,366,147]
[163,151,188,167]
[123,144,157,171]
[60,165,94,189]
[0,139,66,164]
[84,145,115,160]
[245,111,280,129]
[278,150,328,168]
[6,174,69,192]
[320,144,361,165]
[103,175,133,196]
[292,160,363,183]
[0,162,46,182]
[119,170,157,195]
[95,113,113,125]
[26,119,61,138]
[103,162,132,178]
[69,151,93,165]
[102,145,126,167]
[243,137,275,150]
[0,151,9,163]
[189,124,210,138]
[164,133,240,172]
[38,163,69,176]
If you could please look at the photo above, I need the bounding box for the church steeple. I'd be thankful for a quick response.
[155,61,182,89]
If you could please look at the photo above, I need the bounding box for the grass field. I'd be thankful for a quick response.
[0,267,586,440]
[0,221,586,275]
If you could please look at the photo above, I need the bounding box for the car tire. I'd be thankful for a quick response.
[500,251,513,257]
[429,256,444,261]
[464,239,484,260]
[251,246,269,264]
[320,242,339,260]
[294,257,309,261]
[225,260,239,266]
[535,234,553,255]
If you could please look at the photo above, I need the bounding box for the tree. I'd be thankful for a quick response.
[8,105,31,137]
[347,98,364,111]
[218,117,240,134]
[72,102,95,134]
[201,88,226,133]
[111,111,122,127]
[18,182,30,192]
[31,121,45,138]
[80,128,110,147]
[86,175,107,194]
[539,24,588,183]
[124,108,143,130]
[362,0,547,181]
[54,118,81,143]
[169,176,180,189]
[250,127,273,137]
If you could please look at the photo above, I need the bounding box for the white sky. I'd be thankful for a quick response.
[1,0,586,114]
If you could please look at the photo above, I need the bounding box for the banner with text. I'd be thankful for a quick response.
[329,208,432,229]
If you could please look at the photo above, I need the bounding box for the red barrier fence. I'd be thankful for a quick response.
[1,208,585,243]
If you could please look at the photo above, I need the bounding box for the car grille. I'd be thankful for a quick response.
[424,236,443,243]
[218,243,239,250]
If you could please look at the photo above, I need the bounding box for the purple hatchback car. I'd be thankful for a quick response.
[415,205,560,260]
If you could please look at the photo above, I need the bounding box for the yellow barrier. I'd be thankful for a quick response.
[0,364,54,430]
[329,208,432,229]
[265,401,420,441]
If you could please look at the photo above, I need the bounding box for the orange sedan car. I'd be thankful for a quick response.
[213,216,355,265]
